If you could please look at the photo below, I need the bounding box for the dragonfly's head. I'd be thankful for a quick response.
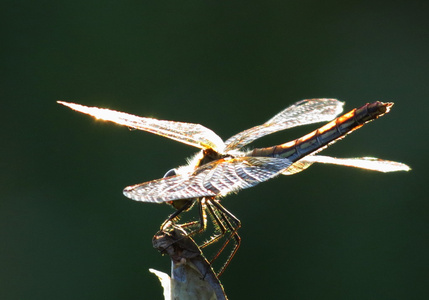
[163,168,177,178]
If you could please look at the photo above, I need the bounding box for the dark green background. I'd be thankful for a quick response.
[2,1,428,299]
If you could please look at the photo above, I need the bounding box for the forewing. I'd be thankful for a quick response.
[57,101,225,152]
[281,155,411,175]
[123,173,216,203]
[224,99,344,151]
[123,157,292,203]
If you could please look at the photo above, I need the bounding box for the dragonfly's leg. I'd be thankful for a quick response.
[206,199,242,277]
[160,198,209,239]
[156,199,208,255]
[196,197,209,235]
[160,201,194,230]
[175,198,208,235]
[199,200,228,249]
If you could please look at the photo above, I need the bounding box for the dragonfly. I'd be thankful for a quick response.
[58,99,410,276]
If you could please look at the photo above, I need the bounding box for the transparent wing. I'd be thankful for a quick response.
[281,155,411,175]
[123,157,292,203]
[224,99,344,151]
[57,101,225,152]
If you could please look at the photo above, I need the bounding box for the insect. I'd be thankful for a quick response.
[58,99,410,275]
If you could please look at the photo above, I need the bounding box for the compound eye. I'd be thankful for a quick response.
[163,168,177,178]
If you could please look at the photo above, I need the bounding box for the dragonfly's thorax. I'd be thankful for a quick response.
[197,148,227,167]
[166,148,228,211]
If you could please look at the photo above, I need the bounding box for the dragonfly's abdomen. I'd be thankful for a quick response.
[248,102,393,162]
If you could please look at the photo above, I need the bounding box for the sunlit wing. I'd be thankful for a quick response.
[224,99,344,151]
[281,155,411,175]
[57,101,225,152]
[123,157,292,203]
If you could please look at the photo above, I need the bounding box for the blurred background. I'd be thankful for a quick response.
[2,1,428,299]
